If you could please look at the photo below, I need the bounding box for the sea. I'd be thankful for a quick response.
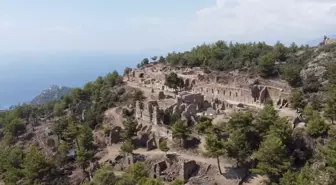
[0,52,152,109]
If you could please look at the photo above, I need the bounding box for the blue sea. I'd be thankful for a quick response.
[0,52,151,109]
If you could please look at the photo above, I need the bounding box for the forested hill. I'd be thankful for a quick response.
[0,39,336,185]
[31,85,72,106]
[139,40,336,91]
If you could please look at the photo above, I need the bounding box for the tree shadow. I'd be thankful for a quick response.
[223,166,248,180]
[184,136,201,149]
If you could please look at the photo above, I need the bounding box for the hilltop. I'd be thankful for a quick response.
[0,39,336,185]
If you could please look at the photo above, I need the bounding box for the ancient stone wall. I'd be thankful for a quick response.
[180,160,198,182]
[193,83,289,107]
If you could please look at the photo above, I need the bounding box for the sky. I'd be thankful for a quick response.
[0,0,336,53]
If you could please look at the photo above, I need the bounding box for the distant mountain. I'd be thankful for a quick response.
[31,85,72,105]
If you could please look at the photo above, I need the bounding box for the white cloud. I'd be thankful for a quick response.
[187,0,336,44]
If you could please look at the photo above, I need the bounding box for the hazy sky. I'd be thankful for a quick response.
[1,0,336,53]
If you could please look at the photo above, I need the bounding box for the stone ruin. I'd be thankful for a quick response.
[125,64,294,150]
[105,153,146,171]
[127,65,291,110]
[150,154,200,183]
[105,126,122,146]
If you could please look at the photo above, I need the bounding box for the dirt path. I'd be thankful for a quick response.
[98,144,121,163]
[104,107,124,128]
[99,145,233,169]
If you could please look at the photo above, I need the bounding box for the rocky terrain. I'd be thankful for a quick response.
[0,39,336,185]
[31,85,72,105]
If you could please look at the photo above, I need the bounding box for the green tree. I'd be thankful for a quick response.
[327,62,336,85]
[204,134,225,174]
[227,111,254,131]
[5,118,25,136]
[283,65,302,87]
[134,90,146,102]
[267,118,293,145]
[224,111,259,166]
[289,42,299,53]
[159,140,170,153]
[252,134,291,179]
[258,53,276,78]
[77,125,94,150]
[57,142,69,164]
[115,177,134,185]
[296,163,315,185]
[126,162,149,182]
[7,147,25,169]
[195,117,212,134]
[120,140,135,155]
[92,165,117,185]
[302,74,320,93]
[4,168,24,185]
[151,56,158,62]
[23,146,50,181]
[105,71,122,87]
[328,126,336,141]
[158,56,165,63]
[225,129,253,167]
[171,179,184,185]
[273,41,288,61]
[165,72,184,93]
[323,140,336,169]
[76,148,91,171]
[324,85,336,124]
[303,105,314,122]
[140,178,164,185]
[255,105,278,136]
[172,120,191,147]
[124,67,132,76]
[53,118,68,141]
[279,170,297,185]
[141,58,149,66]
[307,112,328,137]
[122,119,138,140]
[53,102,64,117]
[64,119,78,144]
[289,89,304,109]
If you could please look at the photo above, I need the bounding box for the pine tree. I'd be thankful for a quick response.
[296,163,315,185]
[126,162,149,182]
[23,146,50,181]
[255,105,278,136]
[204,134,225,174]
[225,129,252,167]
[307,111,328,137]
[159,140,170,153]
[77,125,94,150]
[289,89,304,109]
[172,120,191,147]
[92,165,117,185]
[122,119,138,140]
[279,170,297,185]
[120,140,135,155]
[76,148,91,171]
[324,85,336,124]
[252,134,291,179]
